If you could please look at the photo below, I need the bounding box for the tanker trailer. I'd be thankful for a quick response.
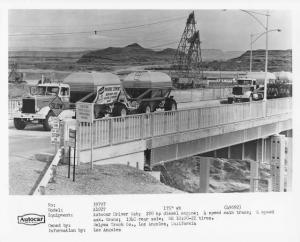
[64,71,177,118]
[121,71,177,114]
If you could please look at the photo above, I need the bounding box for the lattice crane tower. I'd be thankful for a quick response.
[170,11,204,88]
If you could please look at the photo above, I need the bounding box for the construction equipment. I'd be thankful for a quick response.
[8,62,25,83]
[170,11,205,89]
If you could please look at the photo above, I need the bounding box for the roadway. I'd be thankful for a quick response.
[8,99,223,195]
[9,122,55,195]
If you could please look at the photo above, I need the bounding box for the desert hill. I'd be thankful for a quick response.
[9,44,291,72]
[77,43,243,66]
[203,49,292,72]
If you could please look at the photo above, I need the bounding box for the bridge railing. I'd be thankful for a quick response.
[171,87,232,103]
[78,97,292,150]
[266,97,292,116]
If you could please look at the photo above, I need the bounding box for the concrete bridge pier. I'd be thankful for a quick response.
[198,157,211,193]
[250,139,263,192]
[269,135,286,192]
[285,132,293,192]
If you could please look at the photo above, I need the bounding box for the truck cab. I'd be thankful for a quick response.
[228,78,259,103]
[13,82,71,131]
[30,83,70,101]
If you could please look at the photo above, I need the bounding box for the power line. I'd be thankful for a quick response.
[9,16,186,37]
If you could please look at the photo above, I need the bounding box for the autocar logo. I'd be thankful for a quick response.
[17,214,45,226]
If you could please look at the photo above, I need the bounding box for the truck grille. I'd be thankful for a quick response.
[233,87,243,95]
[22,98,35,113]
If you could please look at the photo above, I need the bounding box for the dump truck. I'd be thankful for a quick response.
[13,71,177,130]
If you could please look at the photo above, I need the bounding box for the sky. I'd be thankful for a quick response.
[8,9,292,52]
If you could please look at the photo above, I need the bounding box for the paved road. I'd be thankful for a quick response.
[9,122,55,195]
[178,99,223,109]
[8,99,223,195]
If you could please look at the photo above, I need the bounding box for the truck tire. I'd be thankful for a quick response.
[43,111,55,131]
[144,104,152,114]
[164,99,177,111]
[112,103,128,117]
[228,97,233,104]
[14,118,26,130]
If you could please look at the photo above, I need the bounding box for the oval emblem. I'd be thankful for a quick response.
[98,86,105,95]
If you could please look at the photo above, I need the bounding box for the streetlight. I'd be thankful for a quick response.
[223,9,271,101]
[250,29,281,72]
[241,9,270,101]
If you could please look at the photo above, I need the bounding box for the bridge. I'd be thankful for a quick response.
[60,97,292,193]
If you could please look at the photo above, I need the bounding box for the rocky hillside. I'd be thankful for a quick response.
[204,49,292,72]
[77,43,244,66]
[78,44,291,72]
[9,45,291,72]
[77,43,173,67]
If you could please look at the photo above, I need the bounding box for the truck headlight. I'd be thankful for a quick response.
[130,101,138,108]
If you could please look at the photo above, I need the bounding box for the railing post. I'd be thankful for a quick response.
[125,117,129,140]
[187,110,190,130]
[249,101,252,119]
[150,114,154,137]
[264,99,267,117]
[76,120,80,165]
[163,113,167,134]
[140,115,143,139]
[198,108,201,129]
[109,118,113,145]
[176,111,180,132]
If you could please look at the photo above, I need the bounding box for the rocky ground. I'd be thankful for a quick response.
[46,164,183,195]
[44,156,271,195]
[153,156,271,193]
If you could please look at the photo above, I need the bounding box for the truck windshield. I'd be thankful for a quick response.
[237,80,253,85]
[46,86,59,95]
[36,86,47,95]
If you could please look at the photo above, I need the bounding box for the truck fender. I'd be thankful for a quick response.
[37,106,51,119]
[58,109,76,120]
[244,91,252,98]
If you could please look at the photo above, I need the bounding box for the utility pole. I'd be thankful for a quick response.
[250,34,253,72]
[263,11,269,101]
[249,28,281,73]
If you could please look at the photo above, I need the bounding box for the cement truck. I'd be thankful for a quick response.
[13,71,177,130]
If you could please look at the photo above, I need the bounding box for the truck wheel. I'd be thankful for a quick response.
[14,118,26,130]
[113,103,128,117]
[228,98,233,104]
[164,99,177,111]
[43,111,55,131]
[144,105,152,114]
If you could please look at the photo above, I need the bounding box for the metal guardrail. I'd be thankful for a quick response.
[31,148,62,195]
[78,98,292,150]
